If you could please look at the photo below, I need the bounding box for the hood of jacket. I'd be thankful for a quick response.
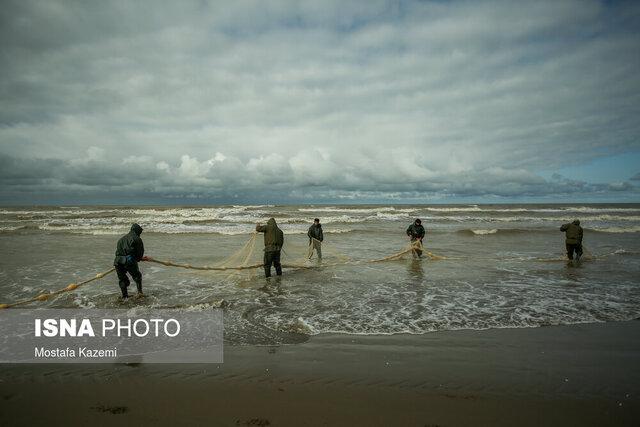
[130,223,143,236]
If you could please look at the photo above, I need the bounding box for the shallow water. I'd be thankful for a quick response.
[1,204,639,344]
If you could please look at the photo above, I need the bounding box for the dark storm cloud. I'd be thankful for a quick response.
[0,154,62,185]
[1,0,639,203]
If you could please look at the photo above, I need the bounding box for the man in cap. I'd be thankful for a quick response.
[256,218,285,278]
[307,218,324,260]
[406,218,426,258]
[560,219,584,262]
[113,223,149,299]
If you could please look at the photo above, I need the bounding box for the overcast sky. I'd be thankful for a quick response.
[1,0,639,205]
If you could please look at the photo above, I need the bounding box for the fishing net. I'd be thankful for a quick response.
[210,233,356,280]
[203,234,440,277]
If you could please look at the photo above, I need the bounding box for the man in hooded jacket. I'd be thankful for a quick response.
[307,218,324,259]
[560,219,584,261]
[113,223,148,299]
[256,218,285,278]
[406,218,426,258]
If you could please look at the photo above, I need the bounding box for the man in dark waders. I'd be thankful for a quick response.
[406,218,426,258]
[307,218,324,259]
[113,223,148,299]
[256,218,284,278]
[560,219,583,263]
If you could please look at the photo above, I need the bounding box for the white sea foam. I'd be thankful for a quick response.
[73,296,97,309]
[2,205,639,235]
[254,278,640,337]
[589,226,640,233]
[429,215,640,222]
[232,205,275,209]
[298,206,416,214]
[548,206,640,213]
[292,317,316,334]
[470,229,498,235]
[422,206,485,212]
[421,206,640,214]
[31,222,356,236]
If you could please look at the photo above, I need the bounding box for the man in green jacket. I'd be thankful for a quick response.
[307,218,324,259]
[560,219,584,261]
[256,218,284,278]
[113,223,149,299]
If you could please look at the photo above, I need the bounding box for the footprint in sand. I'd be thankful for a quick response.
[90,405,129,415]
[236,418,271,426]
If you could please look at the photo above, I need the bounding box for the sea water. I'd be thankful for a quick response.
[0,204,639,344]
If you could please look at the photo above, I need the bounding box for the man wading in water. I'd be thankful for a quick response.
[307,218,324,260]
[256,218,284,278]
[406,218,426,258]
[113,223,149,300]
[560,219,584,263]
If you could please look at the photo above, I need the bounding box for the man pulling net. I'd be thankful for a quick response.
[307,218,324,260]
[113,223,150,300]
[560,219,584,264]
[256,218,284,278]
[406,218,426,258]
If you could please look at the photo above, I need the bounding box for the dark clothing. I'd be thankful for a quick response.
[263,250,282,278]
[257,218,284,277]
[113,224,145,264]
[566,243,583,261]
[407,222,425,258]
[116,262,142,298]
[256,218,284,252]
[406,223,425,240]
[113,224,145,298]
[560,221,583,245]
[308,223,323,259]
[307,224,324,242]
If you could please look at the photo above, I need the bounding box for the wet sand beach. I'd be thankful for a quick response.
[1,320,639,426]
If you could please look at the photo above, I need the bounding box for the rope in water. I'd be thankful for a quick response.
[0,268,116,309]
[0,238,445,309]
[147,259,264,270]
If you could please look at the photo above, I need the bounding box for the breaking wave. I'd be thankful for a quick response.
[588,226,640,233]
[458,228,498,235]
[456,228,533,236]
[1,223,356,236]
[1,204,639,236]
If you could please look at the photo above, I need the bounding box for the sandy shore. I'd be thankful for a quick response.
[1,321,639,426]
